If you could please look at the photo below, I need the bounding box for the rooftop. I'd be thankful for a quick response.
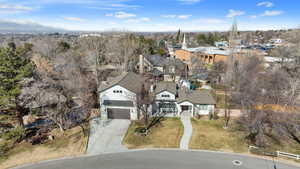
[177,90,216,105]
[154,82,177,95]
[100,72,145,94]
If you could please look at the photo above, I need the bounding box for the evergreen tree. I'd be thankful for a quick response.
[0,43,34,126]
[176,29,181,43]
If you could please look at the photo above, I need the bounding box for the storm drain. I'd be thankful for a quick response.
[232,160,243,166]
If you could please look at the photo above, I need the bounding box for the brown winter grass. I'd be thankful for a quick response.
[0,126,88,169]
[189,118,248,153]
[123,118,184,149]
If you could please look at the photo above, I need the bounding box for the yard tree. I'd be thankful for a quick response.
[137,82,153,127]
[0,43,34,127]
[80,36,107,108]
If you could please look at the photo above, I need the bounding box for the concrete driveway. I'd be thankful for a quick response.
[86,118,130,155]
[14,150,300,169]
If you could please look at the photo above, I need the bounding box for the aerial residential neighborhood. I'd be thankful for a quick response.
[0,0,300,169]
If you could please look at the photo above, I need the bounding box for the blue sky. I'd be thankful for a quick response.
[0,0,299,31]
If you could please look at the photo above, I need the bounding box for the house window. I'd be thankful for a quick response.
[161,94,170,98]
[199,105,208,110]
[113,90,123,93]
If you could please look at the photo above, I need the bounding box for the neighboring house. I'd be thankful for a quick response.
[138,54,187,82]
[153,82,216,117]
[99,72,144,120]
[176,90,216,117]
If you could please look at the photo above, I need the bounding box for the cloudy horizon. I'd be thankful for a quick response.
[0,0,298,32]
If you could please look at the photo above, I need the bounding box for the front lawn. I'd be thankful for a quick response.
[189,118,248,153]
[123,118,183,149]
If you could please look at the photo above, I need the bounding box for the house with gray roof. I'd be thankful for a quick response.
[99,72,144,120]
[138,54,187,82]
[176,90,216,116]
[153,82,216,117]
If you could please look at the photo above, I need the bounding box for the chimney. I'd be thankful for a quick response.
[139,55,144,74]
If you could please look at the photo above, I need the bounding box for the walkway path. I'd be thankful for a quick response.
[87,118,130,155]
[179,111,193,149]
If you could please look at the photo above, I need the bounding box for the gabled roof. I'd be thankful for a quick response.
[152,68,164,76]
[144,54,166,67]
[144,55,186,68]
[99,72,144,94]
[154,82,177,95]
[177,90,216,105]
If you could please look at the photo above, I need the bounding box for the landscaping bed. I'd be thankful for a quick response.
[123,118,184,149]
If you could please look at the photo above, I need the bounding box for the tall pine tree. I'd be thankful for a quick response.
[0,43,34,126]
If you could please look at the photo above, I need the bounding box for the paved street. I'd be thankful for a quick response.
[86,118,130,155]
[14,150,299,169]
[180,111,193,149]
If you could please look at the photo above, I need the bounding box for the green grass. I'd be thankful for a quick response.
[123,118,184,149]
[189,118,248,153]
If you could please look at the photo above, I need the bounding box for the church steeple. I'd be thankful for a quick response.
[182,33,187,50]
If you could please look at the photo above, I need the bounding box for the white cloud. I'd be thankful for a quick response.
[196,18,225,24]
[0,4,33,13]
[140,17,150,22]
[161,14,192,19]
[262,10,283,16]
[177,0,202,5]
[250,15,258,19]
[125,17,150,23]
[257,1,274,7]
[105,13,113,16]
[64,17,85,22]
[226,9,245,18]
[178,15,192,19]
[110,3,140,9]
[161,15,177,18]
[105,11,136,19]
[115,11,136,18]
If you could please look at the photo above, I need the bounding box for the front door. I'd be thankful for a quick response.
[181,105,189,111]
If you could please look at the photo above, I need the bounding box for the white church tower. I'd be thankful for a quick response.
[182,33,187,50]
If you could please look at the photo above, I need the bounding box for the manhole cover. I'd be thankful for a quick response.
[232,160,243,166]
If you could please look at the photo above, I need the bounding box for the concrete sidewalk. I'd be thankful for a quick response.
[179,112,193,149]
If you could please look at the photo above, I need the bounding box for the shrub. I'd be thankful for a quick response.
[0,142,10,159]
[213,111,219,120]
[2,127,25,142]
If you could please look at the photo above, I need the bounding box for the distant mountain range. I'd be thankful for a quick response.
[0,20,67,33]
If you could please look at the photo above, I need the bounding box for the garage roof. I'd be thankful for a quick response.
[103,100,134,107]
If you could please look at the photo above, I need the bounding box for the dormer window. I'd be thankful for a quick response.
[113,90,123,93]
[162,94,170,98]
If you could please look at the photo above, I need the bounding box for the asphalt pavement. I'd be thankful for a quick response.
[14,150,300,169]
